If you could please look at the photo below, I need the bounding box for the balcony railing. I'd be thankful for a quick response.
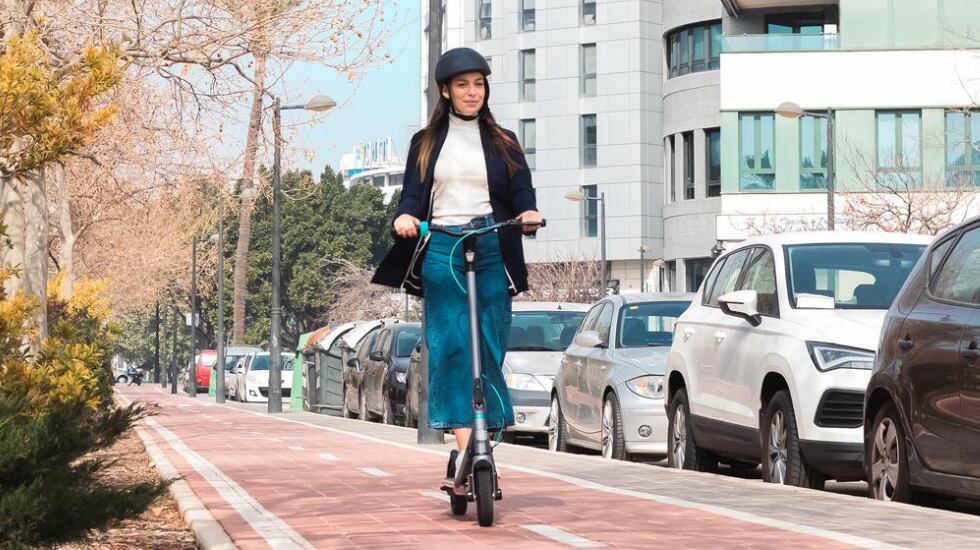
[721,33,840,53]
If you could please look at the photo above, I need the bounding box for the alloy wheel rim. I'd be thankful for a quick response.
[672,407,687,468]
[871,418,900,501]
[601,399,614,459]
[768,410,788,484]
[548,398,559,451]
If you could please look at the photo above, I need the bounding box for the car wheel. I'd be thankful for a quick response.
[762,390,824,489]
[667,388,717,472]
[601,392,631,461]
[116,375,128,384]
[868,402,919,503]
[548,394,568,453]
[358,386,371,421]
[382,387,394,425]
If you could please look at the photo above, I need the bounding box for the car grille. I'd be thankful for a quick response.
[815,390,865,428]
[258,387,291,398]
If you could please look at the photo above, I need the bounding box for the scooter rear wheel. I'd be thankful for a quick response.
[450,492,467,516]
[474,468,494,527]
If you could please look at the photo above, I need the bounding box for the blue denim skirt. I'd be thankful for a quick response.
[421,214,515,430]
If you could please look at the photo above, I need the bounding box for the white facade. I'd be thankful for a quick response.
[443,0,667,295]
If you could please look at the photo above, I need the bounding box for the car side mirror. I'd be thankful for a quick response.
[234,365,244,374]
[718,290,762,327]
[369,350,384,362]
[347,358,361,371]
[574,330,604,348]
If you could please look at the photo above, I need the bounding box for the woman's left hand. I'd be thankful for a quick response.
[517,210,543,234]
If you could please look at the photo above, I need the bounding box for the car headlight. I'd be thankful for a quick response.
[625,375,665,399]
[395,371,407,384]
[505,372,546,391]
[807,342,875,372]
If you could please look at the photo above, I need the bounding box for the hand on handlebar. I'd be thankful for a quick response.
[393,214,420,238]
[517,210,543,234]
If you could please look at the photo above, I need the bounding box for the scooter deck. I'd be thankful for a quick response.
[440,478,503,500]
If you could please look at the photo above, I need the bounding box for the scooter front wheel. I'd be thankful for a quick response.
[474,468,494,527]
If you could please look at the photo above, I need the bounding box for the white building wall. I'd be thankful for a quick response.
[460,0,665,283]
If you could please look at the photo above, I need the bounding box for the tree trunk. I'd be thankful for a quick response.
[1,170,49,341]
[53,164,75,298]
[231,52,268,345]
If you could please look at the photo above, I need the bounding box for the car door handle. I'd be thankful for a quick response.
[963,341,980,360]
[898,337,914,351]
[714,332,726,343]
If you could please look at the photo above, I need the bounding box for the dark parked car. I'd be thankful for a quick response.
[341,321,385,419]
[865,216,980,503]
[359,322,421,424]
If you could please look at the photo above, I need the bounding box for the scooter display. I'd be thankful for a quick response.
[419,216,545,527]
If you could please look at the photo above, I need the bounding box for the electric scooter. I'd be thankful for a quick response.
[419,216,545,527]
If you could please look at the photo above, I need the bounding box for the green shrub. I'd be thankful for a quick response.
[0,227,167,548]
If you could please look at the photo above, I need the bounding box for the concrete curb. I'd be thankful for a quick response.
[135,426,237,550]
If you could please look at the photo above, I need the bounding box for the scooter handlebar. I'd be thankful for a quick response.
[391,218,546,239]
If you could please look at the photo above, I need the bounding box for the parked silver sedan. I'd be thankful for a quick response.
[550,293,694,460]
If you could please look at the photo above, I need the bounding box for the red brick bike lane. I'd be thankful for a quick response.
[120,385,859,550]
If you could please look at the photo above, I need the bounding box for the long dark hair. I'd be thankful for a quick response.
[415,82,523,180]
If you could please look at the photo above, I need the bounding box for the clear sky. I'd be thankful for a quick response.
[272,2,422,177]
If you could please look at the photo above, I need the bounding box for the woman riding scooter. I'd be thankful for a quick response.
[373,47,541,490]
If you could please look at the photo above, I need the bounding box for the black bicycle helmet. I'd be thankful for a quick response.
[434,47,491,84]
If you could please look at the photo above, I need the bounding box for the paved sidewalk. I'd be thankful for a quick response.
[120,386,979,549]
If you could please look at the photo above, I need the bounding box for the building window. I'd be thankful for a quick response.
[946,110,980,187]
[800,115,828,190]
[521,0,535,32]
[478,0,492,40]
[582,184,598,237]
[667,21,722,78]
[683,131,694,200]
[686,258,713,293]
[667,135,676,203]
[520,119,536,170]
[582,0,596,26]
[581,43,597,97]
[876,110,922,187]
[581,114,597,167]
[706,128,721,197]
[766,12,826,34]
[520,49,535,101]
[484,56,492,80]
[739,113,776,191]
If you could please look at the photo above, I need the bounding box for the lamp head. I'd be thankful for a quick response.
[564,190,586,202]
[775,101,805,119]
[305,94,337,113]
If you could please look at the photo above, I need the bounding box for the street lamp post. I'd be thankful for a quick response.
[565,190,607,295]
[776,102,835,230]
[638,245,650,293]
[189,237,198,397]
[269,94,336,414]
[171,303,178,394]
[215,199,226,404]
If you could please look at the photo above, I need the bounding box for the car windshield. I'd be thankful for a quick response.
[508,310,587,352]
[786,243,926,309]
[617,301,691,348]
[248,354,295,371]
[395,327,421,358]
[224,354,244,371]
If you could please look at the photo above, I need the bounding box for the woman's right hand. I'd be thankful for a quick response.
[393,214,421,238]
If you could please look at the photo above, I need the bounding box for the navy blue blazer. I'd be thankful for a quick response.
[371,117,537,297]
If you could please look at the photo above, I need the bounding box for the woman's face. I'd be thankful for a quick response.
[442,72,486,117]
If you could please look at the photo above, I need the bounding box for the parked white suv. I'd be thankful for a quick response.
[665,232,930,488]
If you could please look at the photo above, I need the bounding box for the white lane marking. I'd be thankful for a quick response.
[228,407,905,550]
[522,525,605,548]
[143,418,314,550]
[288,446,305,451]
[177,404,193,408]
[360,467,393,478]
[317,453,339,462]
[420,491,450,502]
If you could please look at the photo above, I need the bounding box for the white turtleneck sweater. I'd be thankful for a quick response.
[431,113,493,226]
